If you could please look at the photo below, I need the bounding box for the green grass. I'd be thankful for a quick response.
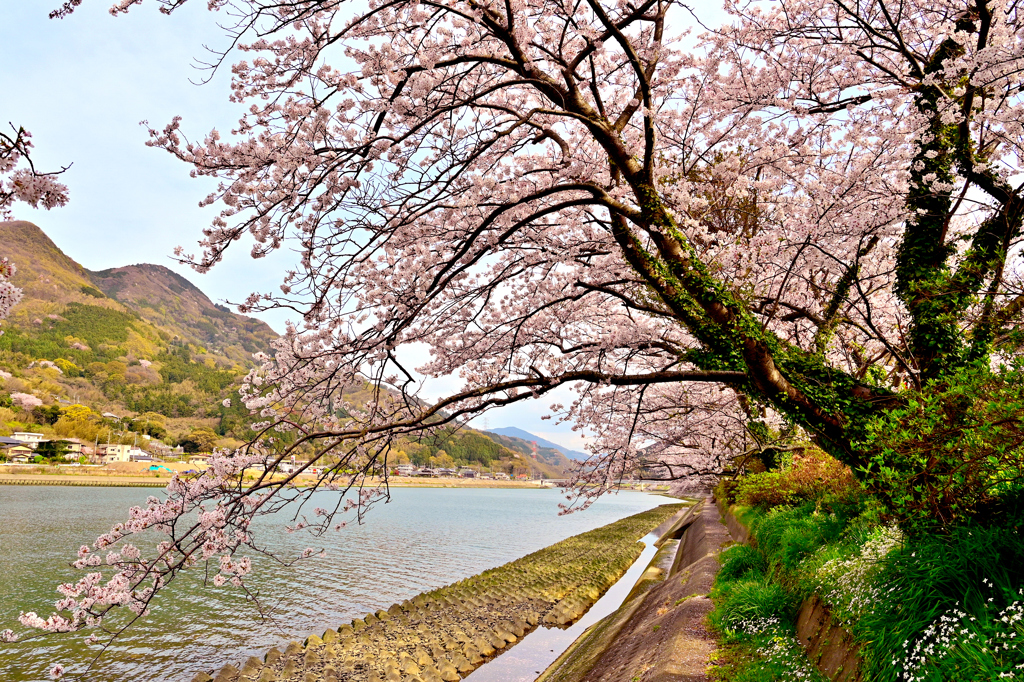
[709,541,826,682]
[710,499,1024,682]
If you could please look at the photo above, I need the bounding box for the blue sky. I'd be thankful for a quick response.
[0,0,722,452]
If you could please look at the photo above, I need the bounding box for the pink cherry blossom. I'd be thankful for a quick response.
[16,1,1024,672]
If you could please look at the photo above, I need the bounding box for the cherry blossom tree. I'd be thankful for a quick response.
[15,0,1024,661]
[0,124,69,322]
[0,124,69,220]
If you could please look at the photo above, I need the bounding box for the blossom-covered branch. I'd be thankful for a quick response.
[20,0,1024,668]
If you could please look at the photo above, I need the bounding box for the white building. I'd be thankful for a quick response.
[99,443,148,463]
[11,432,45,448]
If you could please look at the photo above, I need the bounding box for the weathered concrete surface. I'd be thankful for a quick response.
[714,498,752,546]
[190,504,684,682]
[796,596,863,682]
[539,497,731,682]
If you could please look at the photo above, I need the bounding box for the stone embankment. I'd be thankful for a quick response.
[538,496,731,682]
[191,504,686,682]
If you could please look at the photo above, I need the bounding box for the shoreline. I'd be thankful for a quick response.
[192,503,687,682]
[0,471,668,492]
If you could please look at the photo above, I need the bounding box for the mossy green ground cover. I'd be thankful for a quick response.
[710,456,1024,682]
[193,504,684,682]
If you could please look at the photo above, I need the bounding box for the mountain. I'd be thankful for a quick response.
[0,220,277,417]
[0,221,573,475]
[486,426,590,461]
[90,263,276,365]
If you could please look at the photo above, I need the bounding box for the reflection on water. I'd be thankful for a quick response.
[0,486,667,682]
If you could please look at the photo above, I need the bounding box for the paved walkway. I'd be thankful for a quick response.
[544,496,732,682]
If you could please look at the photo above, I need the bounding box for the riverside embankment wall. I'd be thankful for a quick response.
[538,496,731,682]
[190,504,685,682]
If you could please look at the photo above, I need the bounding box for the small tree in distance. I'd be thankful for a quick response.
[12,0,1024,669]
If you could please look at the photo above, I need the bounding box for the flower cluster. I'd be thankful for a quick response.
[732,615,828,681]
[816,525,904,624]
[9,391,43,410]
[0,257,22,323]
[0,125,68,220]
[898,586,1024,681]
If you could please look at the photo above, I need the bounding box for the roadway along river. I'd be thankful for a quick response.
[0,485,670,682]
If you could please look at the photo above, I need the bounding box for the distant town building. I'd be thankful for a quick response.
[99,443,148,463]
[11,432,45,448]
[395,464,416,476]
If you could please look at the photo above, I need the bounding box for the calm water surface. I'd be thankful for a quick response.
[0,486,669,681]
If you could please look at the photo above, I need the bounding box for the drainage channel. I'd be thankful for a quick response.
[462,531,662,682]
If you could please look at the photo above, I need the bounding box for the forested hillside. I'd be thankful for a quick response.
[0,220,275,419]
[0,221,567,473]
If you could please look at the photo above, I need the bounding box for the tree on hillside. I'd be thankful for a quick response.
[17,0,1024,653]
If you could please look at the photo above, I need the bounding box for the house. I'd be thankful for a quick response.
[1,436,36,462]
[99,443,148,463]
[7,447,35,462]
[11,432,45,448]
[61,438,84,456]
[457,467,477,478]
[395,464,416,476]
[493,472,510,480]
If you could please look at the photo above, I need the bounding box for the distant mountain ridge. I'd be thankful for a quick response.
[0,220,277,366]
[485,426,590,461]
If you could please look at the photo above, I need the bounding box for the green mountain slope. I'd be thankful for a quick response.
[0,221,575,473]
[0,220,275,417]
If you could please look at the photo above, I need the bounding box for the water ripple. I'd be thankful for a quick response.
[0,486,665,682]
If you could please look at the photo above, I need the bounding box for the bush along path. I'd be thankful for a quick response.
[709,447,1024,682]
[190,503,685,682]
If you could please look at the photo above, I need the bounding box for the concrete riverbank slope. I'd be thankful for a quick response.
[191,503,686,682]
[538,496,731,682]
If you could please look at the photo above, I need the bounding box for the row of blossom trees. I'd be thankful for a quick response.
[6,0,1024,672]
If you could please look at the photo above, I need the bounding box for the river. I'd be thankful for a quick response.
[0,485,669,681]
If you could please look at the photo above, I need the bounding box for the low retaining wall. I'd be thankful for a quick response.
[0,477,166,487]
[796,596,863,682]
[716,499,863,682]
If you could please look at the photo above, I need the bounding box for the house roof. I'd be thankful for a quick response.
[0,436,23,446]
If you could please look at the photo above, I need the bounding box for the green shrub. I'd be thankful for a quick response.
[713,579,793,631]
[79,285,105,298]
[734,449,862,510]
[857,359,1024,529]
[734,470,794,508]
[751,505,848,574]
[718,544,768,583]
[858,525,1024,682]
[715,478,742,505]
